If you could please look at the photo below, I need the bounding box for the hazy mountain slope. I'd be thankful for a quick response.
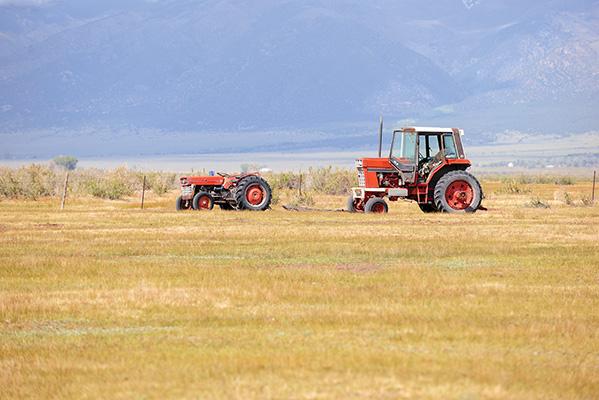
[0,1,463,131]
[0,0,597,157]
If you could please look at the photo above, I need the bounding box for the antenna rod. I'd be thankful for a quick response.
[378,116,383,158]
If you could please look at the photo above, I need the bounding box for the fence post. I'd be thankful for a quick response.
[141,175,146,210]
[60,171,69,210]
[298,171,303,197]
[593,170,596,204]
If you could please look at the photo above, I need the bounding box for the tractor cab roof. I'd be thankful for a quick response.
[400,127,464,135]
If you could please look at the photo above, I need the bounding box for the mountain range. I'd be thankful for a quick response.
[0,0,598,157]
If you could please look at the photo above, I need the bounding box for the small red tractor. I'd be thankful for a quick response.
[176,172,272,211]
[348,126,483,213]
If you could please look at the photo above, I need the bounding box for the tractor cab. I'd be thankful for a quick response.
[349,125,482,214]
[388,127,466,183]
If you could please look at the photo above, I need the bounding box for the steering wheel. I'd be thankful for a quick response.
[217,172,230,177]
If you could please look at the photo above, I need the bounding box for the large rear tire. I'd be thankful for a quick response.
[192,192,214,210]
[433,170,482,213]
[364,197,388,214]
[234,176,272,211]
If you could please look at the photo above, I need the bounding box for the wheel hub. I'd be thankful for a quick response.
[445,180,474,210]
[371,203,385,213]
[246,185,265,206]
[198,195,211,209]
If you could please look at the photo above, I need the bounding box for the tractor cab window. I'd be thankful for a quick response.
[398,131,417,163]
[443,134,458,159]
[419,134,441,161]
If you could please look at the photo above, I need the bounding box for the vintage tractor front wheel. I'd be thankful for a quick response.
[346,195,364,213]
[192,192,214,210]
[234,176,272,211]
[364,197,388,214]
[176,195,192,211]
[434,170,482,213]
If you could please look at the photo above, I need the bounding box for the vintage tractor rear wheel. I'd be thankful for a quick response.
[434,170,482,213]
[176,195,191,211]
[418,203,438,213]
[234,176,272,211]
[192,192,214,210]
[364,197,388,214]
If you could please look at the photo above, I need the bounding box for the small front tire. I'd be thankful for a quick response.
[347,195,356,212]
[176,196,191,211]
[193,192,214,210]
[364,197,388,214]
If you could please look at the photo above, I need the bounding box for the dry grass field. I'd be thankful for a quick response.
[1,181,598,399]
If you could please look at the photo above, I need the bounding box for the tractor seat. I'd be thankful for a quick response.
[418,150,445,180]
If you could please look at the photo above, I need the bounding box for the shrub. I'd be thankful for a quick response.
[83,167,138,200]
[0,164,57,200]
[307,167,356,195]
[496,178,531,195]
[0,167,20,198]
[580,195,594,207]
[53,155,78,171]
[527,197,550,209]
[563,192,574,206]
[147,172,176,195]
[515,175,575,185]
[287,191,315,207]
[268,172,301,191]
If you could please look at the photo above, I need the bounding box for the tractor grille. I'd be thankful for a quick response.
[181,185,193,200]
[357,168,365,187]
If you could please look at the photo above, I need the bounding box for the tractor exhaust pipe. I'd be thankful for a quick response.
[378,116,383,158]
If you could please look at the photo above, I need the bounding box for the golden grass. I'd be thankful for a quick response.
[1,182,598,399]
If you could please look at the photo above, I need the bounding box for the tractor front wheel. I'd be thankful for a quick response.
[176,196,192,211]
[364,197,388,214]
[346,195,364,212]
[193,192,214,210]
[434,170,482,213]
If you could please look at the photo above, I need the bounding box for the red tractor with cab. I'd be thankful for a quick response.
[348,126,483,213]
[177,172,272,211]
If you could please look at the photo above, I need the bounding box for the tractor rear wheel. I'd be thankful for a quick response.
[192,192,214,210]
[176,195,191,211]
[418,203,438,213]
[434,170,482,213]
[234,176,272,211]
[364,197,388,214]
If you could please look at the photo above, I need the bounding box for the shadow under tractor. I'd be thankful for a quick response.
[176,172,272,211]
[348,126,484,214]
